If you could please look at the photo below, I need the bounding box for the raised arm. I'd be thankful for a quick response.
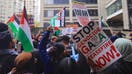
[38,26,53,74]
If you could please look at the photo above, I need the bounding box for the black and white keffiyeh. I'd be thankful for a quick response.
[0,30,12,39]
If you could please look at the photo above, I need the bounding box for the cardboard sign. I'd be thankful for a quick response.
[71,21,121,71]
[73,3,90,26]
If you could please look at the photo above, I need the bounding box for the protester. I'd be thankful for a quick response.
[96,38,132,74]
[38,26,64,74]
[9,51,45,74]
[36,30,44,42]
[114,38,132,62]
[113,38,132,73]
[56,35,72,57]
[55,57,77,74]
[38,26,90,74]
[0,23,18,74]
[60,35,70,48]
[9,52,33,74]
[116,31,126,38]
[110,35,118,42]
[76,52,91,74]
[51,36,58,43]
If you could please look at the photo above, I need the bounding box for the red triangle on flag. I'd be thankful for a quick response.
[20,6,29,26]
[54,27,60,30]
[58,16,61,20]
[7,15,14,23]
[20,8,25,25]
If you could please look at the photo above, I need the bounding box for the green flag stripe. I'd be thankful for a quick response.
[50,15,58,27]
[17,27,33,52]
[102,21,108,27]
[8,22,18,38]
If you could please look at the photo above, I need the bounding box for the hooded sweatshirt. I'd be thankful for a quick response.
[114,38,132,62]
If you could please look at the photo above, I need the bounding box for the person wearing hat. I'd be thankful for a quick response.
[0,23,18,74]
[97,38,132,74]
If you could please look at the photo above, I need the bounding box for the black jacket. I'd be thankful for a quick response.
[0,49,17,74]
[97,59,132,74]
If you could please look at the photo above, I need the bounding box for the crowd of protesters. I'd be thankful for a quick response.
[0,22,132,74]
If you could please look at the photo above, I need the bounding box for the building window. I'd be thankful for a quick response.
[65,10,69,17]
[73,10,76,16]
[44,0,69,4]
[54,10,69,17]
[44,0,54,4]
[128,0,132,3]
[44,9,69,17]
[54,0,69,4]
[44,10,54,17]
[54,10,60,15]
[43,22,50,28]
[88,9,98,16]
[75,0,97,4]
[106,0,122,16]
[127,0,132,29]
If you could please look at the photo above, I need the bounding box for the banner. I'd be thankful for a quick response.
[71,21,121,71]
[73,3,90,26]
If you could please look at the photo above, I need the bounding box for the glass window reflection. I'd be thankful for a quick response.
[106,0,122,16]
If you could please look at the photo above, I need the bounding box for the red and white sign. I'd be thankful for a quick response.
[73,3,90,26]
[72,21,121,71]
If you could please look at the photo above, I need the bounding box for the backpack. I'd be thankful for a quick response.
[0,54,17,74]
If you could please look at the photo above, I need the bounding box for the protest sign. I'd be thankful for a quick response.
[73,3,90,26]
[71,21,121,71]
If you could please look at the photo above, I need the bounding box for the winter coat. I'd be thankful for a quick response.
[0,49,17,74]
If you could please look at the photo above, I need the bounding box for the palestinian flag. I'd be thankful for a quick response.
[50,15,58,27]
[50,7,65,27]
[7,14,20,38]
[99,17,108,30]
[17,6,33,52]
[54,27,60,36]
[99,17,113,35]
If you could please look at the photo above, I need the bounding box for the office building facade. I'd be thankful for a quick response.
[40,0,98,27]
[98,0,132,31]
[0,0,15,22]
[0,0,38,24]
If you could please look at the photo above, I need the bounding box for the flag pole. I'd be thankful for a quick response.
[63,7,66,27]
[24,0,26,6]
